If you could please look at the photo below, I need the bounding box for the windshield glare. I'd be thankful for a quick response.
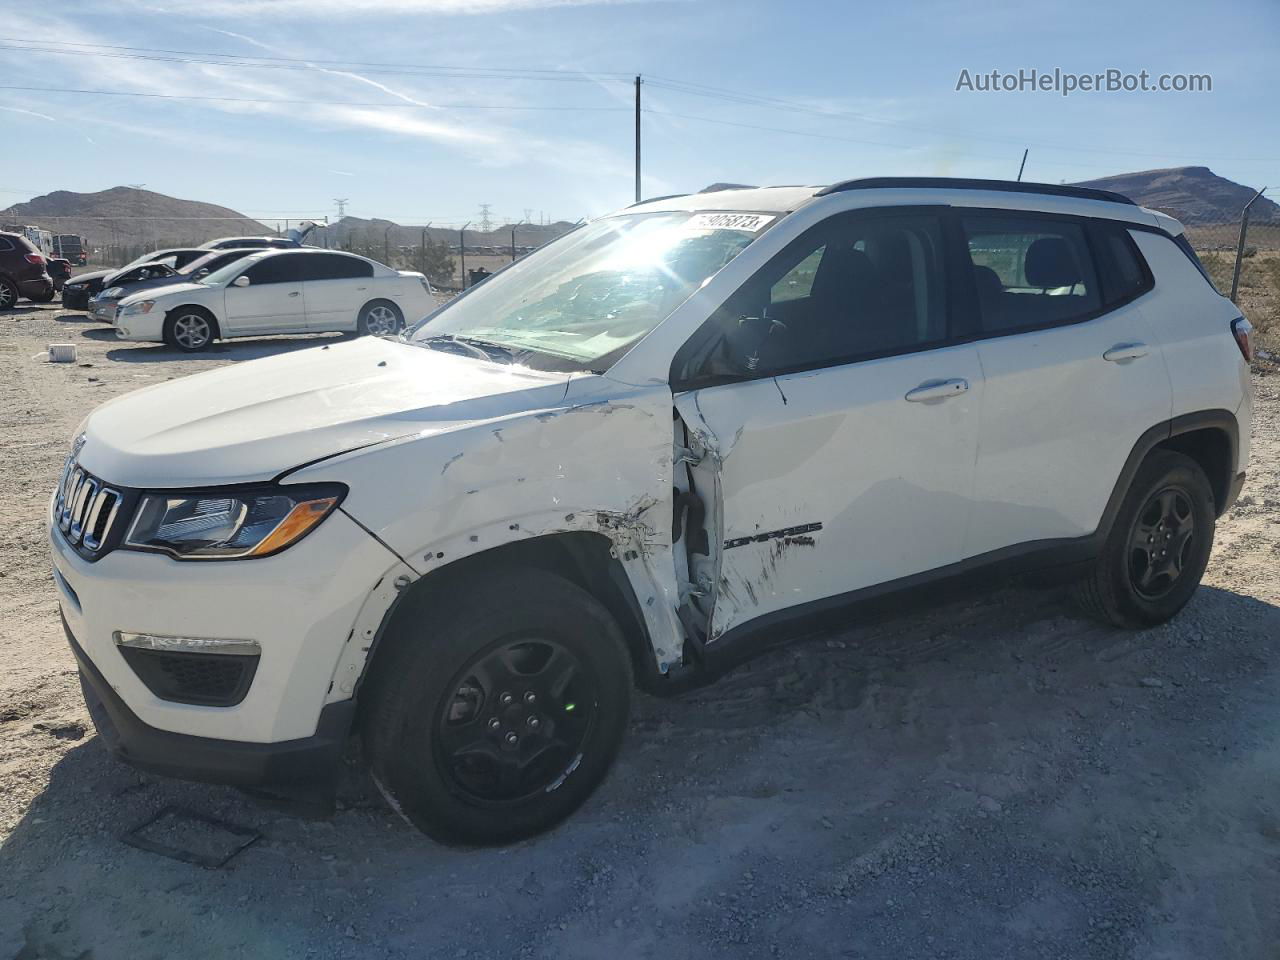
[407,211,773,372]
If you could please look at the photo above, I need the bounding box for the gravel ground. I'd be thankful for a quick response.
[2,301,1278,960]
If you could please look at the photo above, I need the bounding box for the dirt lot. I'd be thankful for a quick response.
[1,301,1278,960]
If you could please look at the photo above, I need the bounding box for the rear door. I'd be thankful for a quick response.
[673,209,985,639]
[959,212,1171,557]
[222,253,306,335]
[300,253,373,331]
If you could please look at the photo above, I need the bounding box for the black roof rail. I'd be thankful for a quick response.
[627,193,689,207]
[813,177,1135,206]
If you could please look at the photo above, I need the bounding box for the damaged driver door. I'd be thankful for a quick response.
[671,209,984,645]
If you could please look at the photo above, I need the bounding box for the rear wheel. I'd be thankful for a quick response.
[163,308,218,352]
[1074,450,1215,628]
[0,277,17,311]
[363,569,633,845]
[357,300,403,337]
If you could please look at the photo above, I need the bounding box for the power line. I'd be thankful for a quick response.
[0,37,633,79]
[0,84,628,111]
[0,41,630,85]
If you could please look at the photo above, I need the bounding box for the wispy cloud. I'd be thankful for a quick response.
[329,169,355,176]
[0,105,58,122]
[139,0,639,16]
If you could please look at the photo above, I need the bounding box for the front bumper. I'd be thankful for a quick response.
[66,612,355,788]
[62,286,93,310]
[89,299,118,324]
[50,500,401,745]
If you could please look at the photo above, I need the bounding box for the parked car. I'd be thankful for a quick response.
[62,248,207,311]
[0,231,54,307]
[52,178,1251,845]
[88,248,269,324]
[47,257,72,293]
[200,236,299,250]
[111,248,433,351]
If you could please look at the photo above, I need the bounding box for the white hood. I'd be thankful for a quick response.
[78,337,574,487]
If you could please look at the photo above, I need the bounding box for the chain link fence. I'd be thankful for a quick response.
[1182,195,1279,359]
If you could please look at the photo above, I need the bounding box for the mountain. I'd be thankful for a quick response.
[321,216,577,252]
[0,187,272,248]
[1072,167,1278,224]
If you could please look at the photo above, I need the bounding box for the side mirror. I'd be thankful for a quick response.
[195,269,209,279]
[727,312,787,373]
[232,275,251,288]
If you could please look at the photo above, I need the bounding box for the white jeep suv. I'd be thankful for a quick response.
[50,178,1252,845]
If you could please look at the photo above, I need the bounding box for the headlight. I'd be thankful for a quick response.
[123,483,345,560]
[102,287,123,298]
[121,299,156,315]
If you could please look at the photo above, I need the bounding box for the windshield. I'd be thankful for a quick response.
[406,210,774,372]
[119,248,183,272]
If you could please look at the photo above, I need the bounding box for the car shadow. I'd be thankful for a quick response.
[55,313,98,324]
[3,582,1278,957]
[103,333,350,363]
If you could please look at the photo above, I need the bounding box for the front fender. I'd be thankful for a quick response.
[293,377,686,675]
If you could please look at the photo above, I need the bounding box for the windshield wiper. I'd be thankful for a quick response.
[418,334,521,364]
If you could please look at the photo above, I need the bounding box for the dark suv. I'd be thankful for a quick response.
[0,231,54,308]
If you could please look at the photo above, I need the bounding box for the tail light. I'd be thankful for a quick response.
[1231,317,1253,363]
[25,253,45,265]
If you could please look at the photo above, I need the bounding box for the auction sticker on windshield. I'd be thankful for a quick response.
[688,213,776,232]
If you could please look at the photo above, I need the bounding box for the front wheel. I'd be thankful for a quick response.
[362,569,633,845]
[163,308,218,352]
[357,300,403,337]
[1074,450,1216,628]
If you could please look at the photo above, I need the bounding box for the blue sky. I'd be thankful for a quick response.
[0,0,1275,228]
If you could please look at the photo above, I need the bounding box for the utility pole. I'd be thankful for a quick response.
[510,226,517,262]
[634,75,642,203]
[459,221,471,289]
[384,224,392,265]
[334,198,349,219]
[1016,149,1028,182]
[322,215,329,248]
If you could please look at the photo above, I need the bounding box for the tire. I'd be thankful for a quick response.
[0,277,17,311]
[357,300,403,337]
[163,308,218,353]
[362,568,633,845]
[1074,450,1216,628]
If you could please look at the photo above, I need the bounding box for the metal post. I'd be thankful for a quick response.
[384,225,392,265]
[1230,187,1267,304]
[421,228,427,273]
[511,227,517,262]
[459,221,471,289]
[1016,148,1028,182]
[634,75,642,203]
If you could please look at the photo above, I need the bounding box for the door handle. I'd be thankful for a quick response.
[904,378,969,403]
[288,291,300,297]
[1103,342,1148,362]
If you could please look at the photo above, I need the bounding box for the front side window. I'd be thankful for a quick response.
[963,216,1100,332]
[677,212,949,384]
[242,254,303,285]
[407,211,773,373]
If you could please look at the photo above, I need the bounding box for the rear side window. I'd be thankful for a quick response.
[0,237,12,252]
[1089,221,1152,306]
[301,253,374,281]
[1171,233,1219,292]
[243,254,303,285]
[962,216,1100,333]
